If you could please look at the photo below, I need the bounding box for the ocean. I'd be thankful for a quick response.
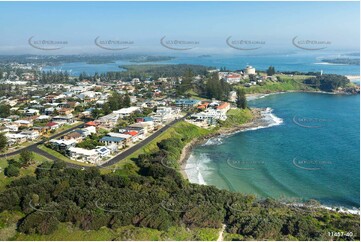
[185,92,360,210]
[42,52,360,76]
[43,52,360,210]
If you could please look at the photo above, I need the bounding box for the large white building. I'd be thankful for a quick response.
[244,65,256,75]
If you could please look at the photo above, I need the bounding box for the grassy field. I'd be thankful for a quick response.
[239,75,315,94]
[219,108,254,128]
[37,145,95,167]
[0,153,49,191]
[11,223,220,241]
[106,121,212,172]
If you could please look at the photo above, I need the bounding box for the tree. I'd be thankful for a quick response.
[19,150,35,167]
[0,132,7,151]
[267,66,276,76]
[0,104,10,118]
[123,94,131,107]
[236,89,247,109]
[4,164,20,177]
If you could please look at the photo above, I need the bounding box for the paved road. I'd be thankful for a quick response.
[99,116,186,167]
[1,115,186,170]
[0,122,84,158]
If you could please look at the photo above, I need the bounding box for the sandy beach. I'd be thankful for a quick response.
[179,108,266,180]
[345,75,360,81]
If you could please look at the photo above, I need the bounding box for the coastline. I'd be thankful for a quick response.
[178,91,360,215]
[179,108,266,180]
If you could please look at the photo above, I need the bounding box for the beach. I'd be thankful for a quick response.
[179,108,266,180]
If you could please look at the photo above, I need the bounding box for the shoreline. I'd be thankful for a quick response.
[178,91,360,215]
[179,108,266,180]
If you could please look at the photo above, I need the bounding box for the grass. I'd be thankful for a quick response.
[0,153,49,191]
[219,108,254,128]
[11,223,220,241]
[37,145,95,167]
[238,75,315,94]
[106,121,212,172]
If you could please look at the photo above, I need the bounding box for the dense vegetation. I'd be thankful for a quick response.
[322,58,360,65]
[0,121,359,241]
[107,64,213,81]
[303,74,351,92]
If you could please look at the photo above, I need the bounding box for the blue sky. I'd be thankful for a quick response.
[0,1,359,54]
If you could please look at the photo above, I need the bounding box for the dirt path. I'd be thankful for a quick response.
[217,224,226,241]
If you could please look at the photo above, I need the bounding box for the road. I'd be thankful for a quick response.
[0,122,84,158]
[1,115,186,169]
[99,116,184,167]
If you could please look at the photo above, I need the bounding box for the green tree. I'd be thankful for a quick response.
[0,104,10,118]
[0,132,7,151]
[267,66,276,76]
[123,94,131,107]
[236,88,247,109]
[19,150,35,167]
[4,164,20,177]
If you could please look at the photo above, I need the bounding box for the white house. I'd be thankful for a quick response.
[68,147,100,164]
[20,130,40,140]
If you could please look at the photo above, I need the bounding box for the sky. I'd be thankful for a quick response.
[0,1,359,55]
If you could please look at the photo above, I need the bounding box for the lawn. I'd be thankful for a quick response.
[105,121,212,172]
[37,145,95,167]
[0,153,49,191]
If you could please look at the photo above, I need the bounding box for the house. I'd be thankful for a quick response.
[113,106,140,118]
[123,130,140,143]
[63,131,83,142]
[153,107,173,123]
[50,139,77,150]
[5,124,18,132]
[52,115,74,124]
[226,73,241,84]
[5,133,27,144]
[135,117,154,123]
[175,99,201,109]
[68,147,100,164]
[82,126,97,136]
[14,120,33,127]
[108,132,132,144]
[25,109,40,116]
[58,108,73,115]
[20,130,40,140]
[46,122,60,130]
[129,121,154,134]
[96,146,111,157]
[37,115,51,121]
[99,136,125,149]
[217,102,231,113]
[96,113,120,128]
[228,91,237,102]
[85,121,98,127]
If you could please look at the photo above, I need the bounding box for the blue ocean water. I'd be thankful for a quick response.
[43,52,360,75]
[185,93,360,209]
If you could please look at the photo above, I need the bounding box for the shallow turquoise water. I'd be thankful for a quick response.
[186,93,360,208]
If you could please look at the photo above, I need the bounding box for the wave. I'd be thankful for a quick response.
[184,154,208,185]
[286,203,360,215]
[202,137,223,146]
[314,62,348,66]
